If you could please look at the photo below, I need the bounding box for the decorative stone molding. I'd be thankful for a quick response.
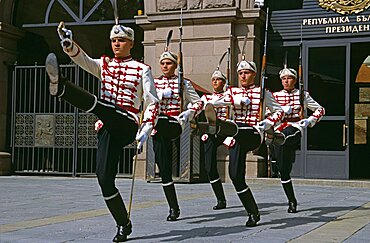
[189,0,202,9]
[158,0,187,11]
[157,0,238,11]
[203,0,235,8]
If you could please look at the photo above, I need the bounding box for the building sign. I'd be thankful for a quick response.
[268,0,370,42]
[318,0,370,15]
[303,14,370,33]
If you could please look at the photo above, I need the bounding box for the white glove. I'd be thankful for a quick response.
[298,119,309,128]
[254,120,273,133]
[161,87,173,99]
[298,117,316,128]
[223,137,236,148]
[57,27,73,49]
[135,122,152,150]
[282,105,292,115]
[94,120,104,132]
[178,110,195,124]
[234,96,251,106]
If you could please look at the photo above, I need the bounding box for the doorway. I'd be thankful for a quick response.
[349,42,370,179]
[302,43,349,179]
[292,39,370,179]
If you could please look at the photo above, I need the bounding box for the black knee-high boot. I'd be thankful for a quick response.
[282,180,297,213]
[210,179,226,210]
[237,188,260,227]
[163,183,180,221]
[105,193,132,242]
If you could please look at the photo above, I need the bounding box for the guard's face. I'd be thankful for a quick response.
[111,37,133,58]
[160,59,177,77]
[212,78,226,93]
[281,75,296,91]
[238,70,256,88]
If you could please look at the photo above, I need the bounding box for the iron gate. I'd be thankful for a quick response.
[11,63,135,176]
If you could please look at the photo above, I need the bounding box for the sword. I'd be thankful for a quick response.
[241,30,248,61]
[57,21,72,48]
[284,51,288,69]
[128,111,144,220]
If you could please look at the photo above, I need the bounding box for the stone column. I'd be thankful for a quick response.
[136,0,267,180]
[0,22,24,175]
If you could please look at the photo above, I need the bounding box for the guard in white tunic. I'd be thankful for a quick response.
[153,50,203,221]
[199,69,237,210]
[45,23,159,242]
[271,67,325,213]
[212,60,284,227]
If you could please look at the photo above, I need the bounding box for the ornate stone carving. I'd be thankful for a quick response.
[35,115,54,146]
[203,0,235,8]
[189,0,202,9]
[158,0,187,11]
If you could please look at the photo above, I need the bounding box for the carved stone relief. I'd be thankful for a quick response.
[35,115,54,146]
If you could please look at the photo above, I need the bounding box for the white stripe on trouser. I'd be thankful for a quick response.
[116,109,136,122]
[210,178,220,184]
[162,181,174,187]
[58,86,66,98]
[281,179,291,184]
[104,191,119,201]
[86,96,98,113]
[285,130,301,140]
[237,187,250,194]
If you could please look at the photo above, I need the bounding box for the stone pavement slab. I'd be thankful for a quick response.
[0,176,369,242]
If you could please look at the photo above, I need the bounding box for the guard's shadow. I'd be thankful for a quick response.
[132,225,247,242]
[131,203,363,241]
[180,202,287,224]
[262,204,361,230]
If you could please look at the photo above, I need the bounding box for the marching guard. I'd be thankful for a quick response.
[153,49,203,221]
[199,68,238,210]
[270,67,325,213]
[45,22,159,242]
[212,60,284,227]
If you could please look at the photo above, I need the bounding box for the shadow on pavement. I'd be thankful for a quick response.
[132,225,248,242]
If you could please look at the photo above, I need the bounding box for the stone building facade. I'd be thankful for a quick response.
[136,0,268,180]
[0,0,267,180]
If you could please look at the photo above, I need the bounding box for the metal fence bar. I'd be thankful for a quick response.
[11,64,135,176]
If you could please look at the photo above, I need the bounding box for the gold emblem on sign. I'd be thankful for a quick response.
[318,0,370,14]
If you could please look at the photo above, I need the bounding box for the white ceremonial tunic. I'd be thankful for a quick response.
[201,91,230,120]
[272,88,325,133]
[213,84,284,126]
[154,74,203,117]
[63,43,159,127]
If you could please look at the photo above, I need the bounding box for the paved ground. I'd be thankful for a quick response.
[1,176,369,243]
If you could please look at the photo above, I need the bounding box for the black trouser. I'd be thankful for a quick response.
[96,125,136,197]
[229,123,261,192]
[203,135,225,181]
[59,80,138,196]
[272,126,301,204]
[59,80,138,226]
[272,126,301,182]
[152,134,180,184]
[153,118,182,212]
